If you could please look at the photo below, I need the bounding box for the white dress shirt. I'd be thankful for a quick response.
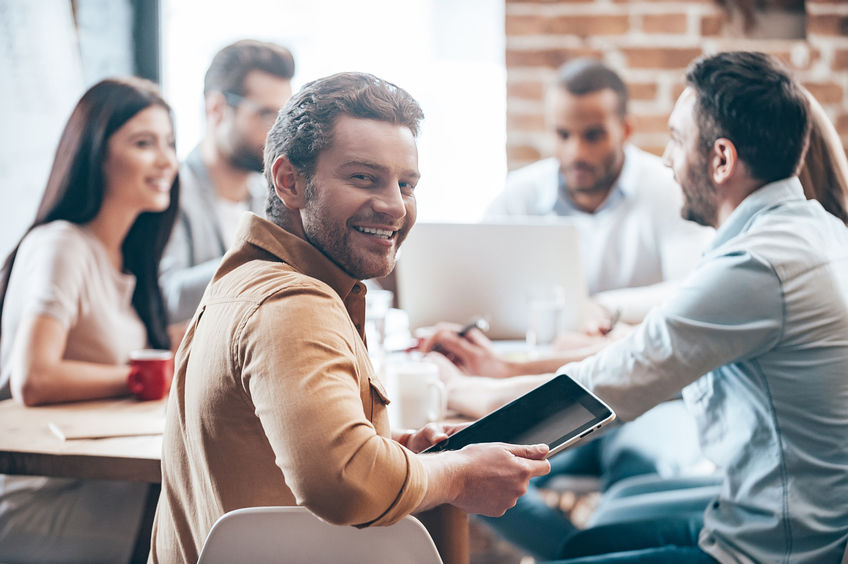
[485,145,714,322]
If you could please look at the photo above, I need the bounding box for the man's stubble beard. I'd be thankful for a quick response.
[680,150,718,228]
[227,142,264,173]
[300,178,407,280]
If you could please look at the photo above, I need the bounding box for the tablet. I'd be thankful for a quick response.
[423,373,615,458]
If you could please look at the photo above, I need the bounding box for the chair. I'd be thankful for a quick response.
[196,506,443,564]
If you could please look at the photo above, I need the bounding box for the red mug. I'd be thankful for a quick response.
[128,349,174,401]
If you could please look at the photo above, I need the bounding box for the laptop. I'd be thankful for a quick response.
[395,221,587,340]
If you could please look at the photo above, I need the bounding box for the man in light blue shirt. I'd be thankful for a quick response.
[431,51,848,562]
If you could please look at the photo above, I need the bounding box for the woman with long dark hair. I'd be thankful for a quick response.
[0,77,179,562]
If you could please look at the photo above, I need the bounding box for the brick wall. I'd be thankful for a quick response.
[505,0,848,170]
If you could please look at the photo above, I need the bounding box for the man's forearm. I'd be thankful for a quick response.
[448,373,554,419]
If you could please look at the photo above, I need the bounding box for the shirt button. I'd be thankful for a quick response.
[712,500,720,509]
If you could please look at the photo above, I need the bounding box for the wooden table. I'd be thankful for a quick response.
[0,397,468,564]
[0,397,164,482]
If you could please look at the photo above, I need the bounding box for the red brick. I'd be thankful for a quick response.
[621,47,703,69]
[612,0,710,3]
[508,160,537,172]
[507,0,591,3]
[634,143,669,157]
[803,82,844,104]
[507,145,544,163]
[671,82,687,102]
[628,82,659,101]
[834,49,848,71]
[506,47,603,69]
[700,13,725,36]
[807,14,848,36]
[507,111,547,132]
[630,114,671,135]
[507,14,630,37]
[642,13,688,34]
[836,114,848,136]
[759,47,820,71]
[507,80,547,101]
[506,49,565,69]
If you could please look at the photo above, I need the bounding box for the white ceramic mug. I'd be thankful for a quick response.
[383,360,446,430]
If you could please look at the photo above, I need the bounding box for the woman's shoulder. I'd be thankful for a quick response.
[18,221,97,267]
[23,220,91,249]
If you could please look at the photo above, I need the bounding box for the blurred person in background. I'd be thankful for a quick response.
[799,88,848,224]
[159,39,294,324]
[0,77,179,563]
[487,57,713,331]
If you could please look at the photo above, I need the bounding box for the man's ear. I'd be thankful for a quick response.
[710,138,738,185]
[205,92,228,125]
[621,117,634,142]
[271,155,307,210]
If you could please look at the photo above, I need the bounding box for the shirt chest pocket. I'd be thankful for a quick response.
[368,373,390,405]
[366,373,392,431]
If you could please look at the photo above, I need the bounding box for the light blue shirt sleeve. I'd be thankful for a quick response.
[563,248,783,422]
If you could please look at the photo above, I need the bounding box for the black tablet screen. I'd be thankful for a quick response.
[424,373,612,454]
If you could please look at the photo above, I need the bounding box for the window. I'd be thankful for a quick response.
[161,0,507,221]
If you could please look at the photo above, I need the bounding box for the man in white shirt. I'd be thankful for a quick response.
[487,58,713,324]
[160,40,295,323]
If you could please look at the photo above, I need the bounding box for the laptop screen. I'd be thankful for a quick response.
[395,221,587,340]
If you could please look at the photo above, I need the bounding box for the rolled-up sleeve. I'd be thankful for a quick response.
[236,281,427,526]
[563,249,784,422]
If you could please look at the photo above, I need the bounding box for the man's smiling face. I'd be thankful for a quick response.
[300,115,420,279]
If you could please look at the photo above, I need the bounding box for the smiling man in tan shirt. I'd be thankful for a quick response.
[149,72,551,563]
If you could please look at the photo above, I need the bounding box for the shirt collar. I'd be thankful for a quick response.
[232,213,366,305]
[554,144,636,215]
[709,176,805,250]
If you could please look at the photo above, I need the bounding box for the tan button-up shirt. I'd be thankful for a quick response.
[150,214,427,563]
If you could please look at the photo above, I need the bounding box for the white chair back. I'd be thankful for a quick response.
[197,506,443,564]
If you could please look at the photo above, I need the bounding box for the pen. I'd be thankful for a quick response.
[602,307,621,336]
[398,317,490,354]
[457,317,490,338]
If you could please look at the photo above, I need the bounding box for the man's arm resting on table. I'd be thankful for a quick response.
[444,369,555,420]
[418,325,588,379]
